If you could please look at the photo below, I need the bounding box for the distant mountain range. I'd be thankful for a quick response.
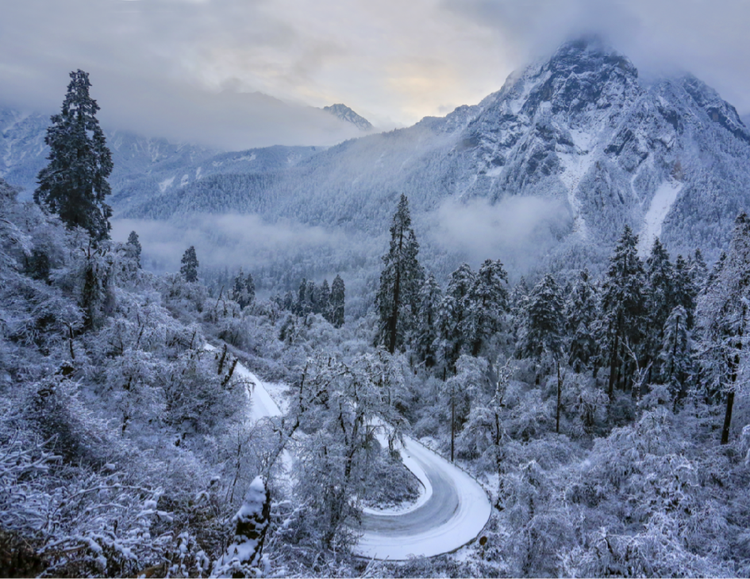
[4,37,750,281]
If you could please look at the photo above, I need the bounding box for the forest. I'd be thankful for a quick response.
[2,69,750,578]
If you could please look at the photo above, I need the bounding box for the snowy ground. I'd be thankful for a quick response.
[638,180,683,255]
[207,343,492,561]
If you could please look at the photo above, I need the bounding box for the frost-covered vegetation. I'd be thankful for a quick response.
[4,162,750,576]
[5,38,750,577]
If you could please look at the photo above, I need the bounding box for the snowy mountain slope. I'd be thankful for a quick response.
[121,37,750,268]
[323,104,373,131]
[0,107,323,213]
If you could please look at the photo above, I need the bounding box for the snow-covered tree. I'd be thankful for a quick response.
[436,264,475,373]
[601,226,646,398]
[658,305,692,407]
[125,231,142,269]
[180,245,199,283]
[330,274,345,328]
[565,269,598,372]
[414,273,442,368]
[35,70,113,241]
[697,212,750,444]
[518,274,564,360]
[465,259,509,357]
[375,194,424,353]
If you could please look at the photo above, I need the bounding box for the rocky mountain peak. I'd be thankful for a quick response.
[323,103,373,131]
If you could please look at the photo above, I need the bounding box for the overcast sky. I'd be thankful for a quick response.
[2,0,749,150]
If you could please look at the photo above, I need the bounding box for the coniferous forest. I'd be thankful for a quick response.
[4,55,750,578]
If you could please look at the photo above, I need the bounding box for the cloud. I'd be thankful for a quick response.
[4,0,750,151]
[111,213,348,273]
[429,196,570,272]
[443,0,750,114]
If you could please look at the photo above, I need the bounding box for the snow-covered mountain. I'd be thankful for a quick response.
[5,37,750,275]
[0,109,324,213]
[323,104,373,131]
[120,37,750,269]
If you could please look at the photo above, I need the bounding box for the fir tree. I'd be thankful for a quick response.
[565,269,599,372]
[245,272,255,305]
[330,274,345,328]
[232,268,254,308]
[465,259,509,357]
[658,305,692,408]
[415,273,442,368]
[126,231,142,268]
[180,246,199,283]
[644,238,675,375]
[437,264,475,373]
[518,274,564,359]
[697,213,750,444]
[673,254,697,329]
[375,194,424,353]
[319,279,331,321]
[601,226,646,398]
[35,70,113,241]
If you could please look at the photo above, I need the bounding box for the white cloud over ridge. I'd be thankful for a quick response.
[2,0,750,151]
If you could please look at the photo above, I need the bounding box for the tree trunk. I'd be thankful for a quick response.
[556,359,562,434]
[450,381,455,463]
[608,330,619,400]
[721,391,735,445]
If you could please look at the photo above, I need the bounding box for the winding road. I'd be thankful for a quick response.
[210,344,492,561]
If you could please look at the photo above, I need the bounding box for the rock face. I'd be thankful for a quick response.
[4,37,750,269]
[323,103,373,131]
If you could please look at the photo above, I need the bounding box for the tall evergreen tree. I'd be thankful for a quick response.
[518,274,564,359]
[673,254,697,329]
[375,194,424,353]
[437,264,475,372]
[330,275,345,328]
[35,70,113,241]
[465,259,509,357]
[319,279,331,320]
[658,305,692,408]
[126,231,142,268]
[601,226,646,398]
[697,213,750,444]
[644,238,675,375]
[565,269,599,372]
[180,246,199,283]
[415,273,442,368]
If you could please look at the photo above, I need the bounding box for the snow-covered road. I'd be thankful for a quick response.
[208,344,491,560]
[354,433,491,560]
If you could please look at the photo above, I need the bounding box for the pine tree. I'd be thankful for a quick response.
[658,305,692,408]
[673,254,697,329]
[644,238,675,375]
[319,279,331,321]
[180,246,199,283]
[518,274,564,359]
[565,269,599,372]
[697,212,750,444]
[601,226,646,398]
[245,272,255,305]
[465,259,509,357]
[125,231,142,268]
[232,268,254,308]
[437,264,475,373]
[688,248,708,293]
[330,274,345,328]
[35,70,113,241]
[415,273,442,368]
[375,194,424,353]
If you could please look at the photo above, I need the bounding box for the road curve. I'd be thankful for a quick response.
[354,431,491,560]
[208,344,491,561]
